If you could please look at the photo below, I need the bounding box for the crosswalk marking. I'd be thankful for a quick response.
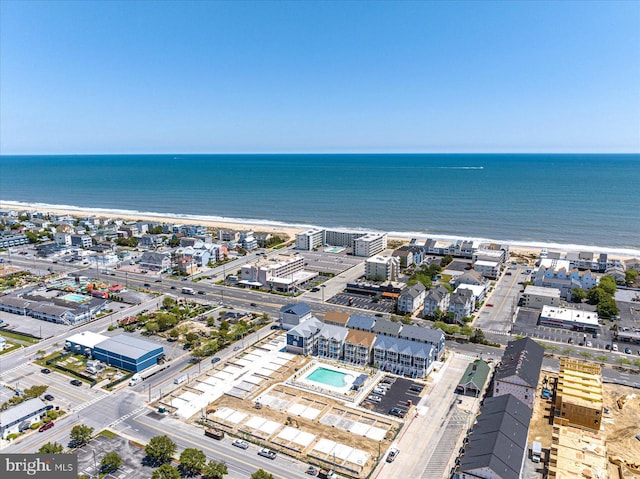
[108,405,147,427]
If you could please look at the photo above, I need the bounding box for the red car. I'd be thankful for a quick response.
[39,422,54,432]
[486,304,494,307]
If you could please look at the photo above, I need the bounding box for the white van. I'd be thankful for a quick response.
[612,344,619,352]
[174,375,187,385]
[129,373,142,386]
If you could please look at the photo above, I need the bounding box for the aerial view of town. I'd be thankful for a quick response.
[1,209,640,479]
[1,1,639,479]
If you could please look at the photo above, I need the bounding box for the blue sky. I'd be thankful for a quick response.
[1,1,639,154]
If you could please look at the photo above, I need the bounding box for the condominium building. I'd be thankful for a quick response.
[354,232,388,257]
[364,255,400,281]
[397,282,426,314]
[343,329,376,366]
[493,337,544,409]
[241,252,305,286]
[295,228,324,251]
[316,324,348,360]
[548,424,608,479]
[522,285,561,309]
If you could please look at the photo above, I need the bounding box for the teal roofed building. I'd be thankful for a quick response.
[456,359,490,396]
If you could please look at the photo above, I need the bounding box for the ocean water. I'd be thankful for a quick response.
[1,154,639,252]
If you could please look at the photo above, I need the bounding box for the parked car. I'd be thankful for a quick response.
[306,465,318,475]
[388,407,406,418]
[250,303,257,307]
[625,347,632,354]
[367,395,382,402]
[170,286,176,289]
[198,290,206,295]
[44,394,54,401]
[586,341,592,347]
[257,448,276,459]
[211,357,221,363]
[386,447,400,463]
[41,368,51,374]
[155,279,162,283]
[70,379,82,386]
[486,303,494,307]
[373,388,386,395]
[39,421,54,432]
[232,439,249,449]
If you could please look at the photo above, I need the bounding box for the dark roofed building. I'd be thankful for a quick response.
[279,302,313,330]
[398,324,445,359]
[493,337,544,409]
[372,318,402,337]
[458,394,532,479]
[346,315,376,332]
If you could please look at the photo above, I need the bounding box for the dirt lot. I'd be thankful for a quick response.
[198,347,402,477]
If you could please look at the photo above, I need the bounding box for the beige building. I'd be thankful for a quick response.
[522,285,561,309]
[364,255,400,281]
[555,358,603,431]
[548,423,609,479]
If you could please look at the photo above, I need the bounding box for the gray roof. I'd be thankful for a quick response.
[28,302,72,316]
[459,394,531,479]
[373,335,434,359]
[139,251,170,264]
[287,317,323,339]
[0,398,47,427]
[495,337,544,389]
[451,288,473,304]
[347,315,376,331]
[401,283,426,299]
[372,318,402,336]
[0,296,31,308]
[280,303,312,316]
[425,285,449,302]
[95,334,163,359]
[317,323,349,342]
[398,324,445,345]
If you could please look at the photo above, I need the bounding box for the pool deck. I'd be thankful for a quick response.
[298,363,357,395]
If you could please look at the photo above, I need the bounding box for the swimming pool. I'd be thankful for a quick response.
[61,293,88,303]
[305,367,348,387]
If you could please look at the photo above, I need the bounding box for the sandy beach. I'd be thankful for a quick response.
[1,200,636,261]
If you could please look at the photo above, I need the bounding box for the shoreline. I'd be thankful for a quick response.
[1,200,639,258]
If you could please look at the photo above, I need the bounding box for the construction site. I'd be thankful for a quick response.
[529,357,640,478]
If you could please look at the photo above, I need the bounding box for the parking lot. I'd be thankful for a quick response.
[297,250,363,276]
[78,434,154,479]
[360,376,424,417]
[327,292,395,313]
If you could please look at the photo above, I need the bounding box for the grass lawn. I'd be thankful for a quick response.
[0,330,40,344]
[99,429,118,438]
[438,273,452,285]
[0,343,21,355]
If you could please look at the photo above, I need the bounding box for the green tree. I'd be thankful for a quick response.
[440,255,454,267]
[100,452,122,473]
[599,275,617,295]
[39,442,64,454]
[202,460,228,479]
[24,231,39,243]
[470,328,486,344]
[250,470,274,479]
[185,332,199,344]
[587,286,608,305]
[146,322,160,334]
[145,435,177,464]
[626,269,639,285]
[24,385,48,399]
[163,297,177,309]
[151,464,181,479]
[169,328,180,340]
[179,448,206,476]
[571,288,587,303]
[597,296,619,318]
[70,424,94,447]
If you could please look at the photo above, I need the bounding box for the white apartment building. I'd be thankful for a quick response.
[295,228,324,250]
[54,232,71,246]
[324,228,367,248]
[241,253,305,285]
[365,255,400,281]
[354,233,388,257]
[473,260,500,279]
[522,285,561,309]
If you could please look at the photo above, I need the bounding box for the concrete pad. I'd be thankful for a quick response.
[245,416,266,430]
[300,407,321,420]
[259,419,280,435]
[213,407,234,420]
[227,411,247,424]
[287,403,306,416]
[313,438,336,455]
[243,374,263,385]
[346,449,369,466]
[365,426,386,441]
[292,431,315,447]
[333,443,353,460]
[277,426,298,441]
[179,391,199,402]
[234,358,253,367]
[269,356,289,365]
[349,422,370,436]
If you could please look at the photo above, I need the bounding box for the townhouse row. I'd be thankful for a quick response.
[283,305,445,378]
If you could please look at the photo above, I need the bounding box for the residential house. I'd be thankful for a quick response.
[398,323,446,359]
[0,231,29,248]
[70,234,92,248]
[533,259,599,299]
[605,265,626,284]
[0,398,50,439]
[279,303,313,330]
[625,258,640,272]
[54,232,71,246]
[286,317,323,355]
[372,318,402,338]
[454,270,489,290]
[449,288,474,323]
[493,337,544,409]
[138,252,171,272]
[323,311,350,327]
[346,315,376,332]
[239,231,258,251]
[474,260,501,279]
[392,247,414,268]
[139,234,164,249]
[343,329,376,366]
[397,282,426,314]
[316,324,349,360]
[423,285,451,317]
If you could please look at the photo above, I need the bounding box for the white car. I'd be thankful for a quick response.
[386,447,400,463]
[586,341,593,347]
[232,439,249,449]
[367,395,381,402]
